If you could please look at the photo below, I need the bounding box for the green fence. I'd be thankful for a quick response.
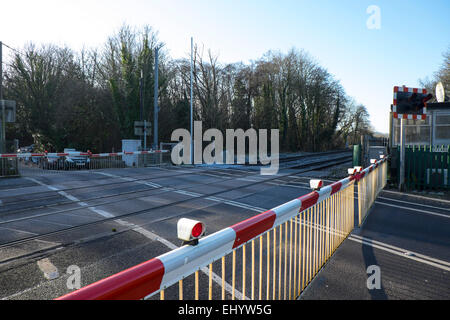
[401,145,450,190]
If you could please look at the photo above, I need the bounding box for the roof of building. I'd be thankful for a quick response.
[427,102,450,110]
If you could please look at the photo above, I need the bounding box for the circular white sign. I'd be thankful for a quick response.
[436,82,445,103]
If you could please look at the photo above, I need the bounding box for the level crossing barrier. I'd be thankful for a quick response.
[57,157,388,300]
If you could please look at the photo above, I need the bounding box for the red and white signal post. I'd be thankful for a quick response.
[393,86,433,190]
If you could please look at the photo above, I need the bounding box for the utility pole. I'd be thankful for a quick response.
[153,46,159,150]
[190,37,194,164]
[0,41,4,154]
[140,70,144,150]
[140,70,143,122]
[0,41,3,101]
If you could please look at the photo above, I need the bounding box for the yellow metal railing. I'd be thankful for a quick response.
[157,183,355,301]
[358,159,388,226]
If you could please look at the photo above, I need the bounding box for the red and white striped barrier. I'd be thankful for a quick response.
[0,150,169,159]
[57,156,388,300]
[354,156,387,181]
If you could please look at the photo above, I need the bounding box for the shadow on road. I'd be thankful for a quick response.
[362,238,388,300]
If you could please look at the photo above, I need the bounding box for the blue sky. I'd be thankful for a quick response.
[1,0,449,133]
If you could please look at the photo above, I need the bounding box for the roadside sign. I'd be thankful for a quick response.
[134,121,151,136]
[393,86,433,190]
[392,86,432,120]
[0,100,16,123]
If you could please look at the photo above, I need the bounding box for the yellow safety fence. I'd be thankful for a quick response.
[357,158,388,226]
[156,183,357,300]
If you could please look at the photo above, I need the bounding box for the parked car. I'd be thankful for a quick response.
[18,144,40,165]
[63,149,90,170]
[17,144,35,153]
[41,155,64,170]
[42,149,91,170]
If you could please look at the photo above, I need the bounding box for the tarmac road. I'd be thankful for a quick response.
[300,189,450,300]
[0,164,322,300]
[3,161,446,300]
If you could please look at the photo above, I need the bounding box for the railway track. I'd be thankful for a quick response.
[0,150,352,265]
[0,150,351,213]
[278,149,351,162]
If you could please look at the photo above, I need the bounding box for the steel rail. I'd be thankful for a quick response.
[0,155,354,257]
[0,152,351,216]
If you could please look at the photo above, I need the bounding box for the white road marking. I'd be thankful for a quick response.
[30,219,73,228]
[57,191,79,203]
[348,235,450,272]
[92,172,117,178]
[267,182,310,189]
[35,239,60,245]
[374,201,450,219]
[28,177,118,219]
[208,171,236,176]
[377,196,450,212]
[25,177,59,191]
[24,176,244,299]
[94,171,265,213]
[236,178,259,182]
[94,172,136,182]
[87,207,115,218]
[174,190,202,198]
[205,197,266,212]
[142,181,162,188]
[95,171,162,188]
[0,226,38,236]
[114,219,177,250]
[293,219,450,271]
[197,173,230,179]
[381,189,450,204]
[349,234,450,267]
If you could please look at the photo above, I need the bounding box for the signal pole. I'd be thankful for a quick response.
[140,70,144,150]
[190,37,194,164]
[399,118,406,191]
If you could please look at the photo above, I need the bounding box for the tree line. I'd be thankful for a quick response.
[420,47,450,100]
[2,25,372,153]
